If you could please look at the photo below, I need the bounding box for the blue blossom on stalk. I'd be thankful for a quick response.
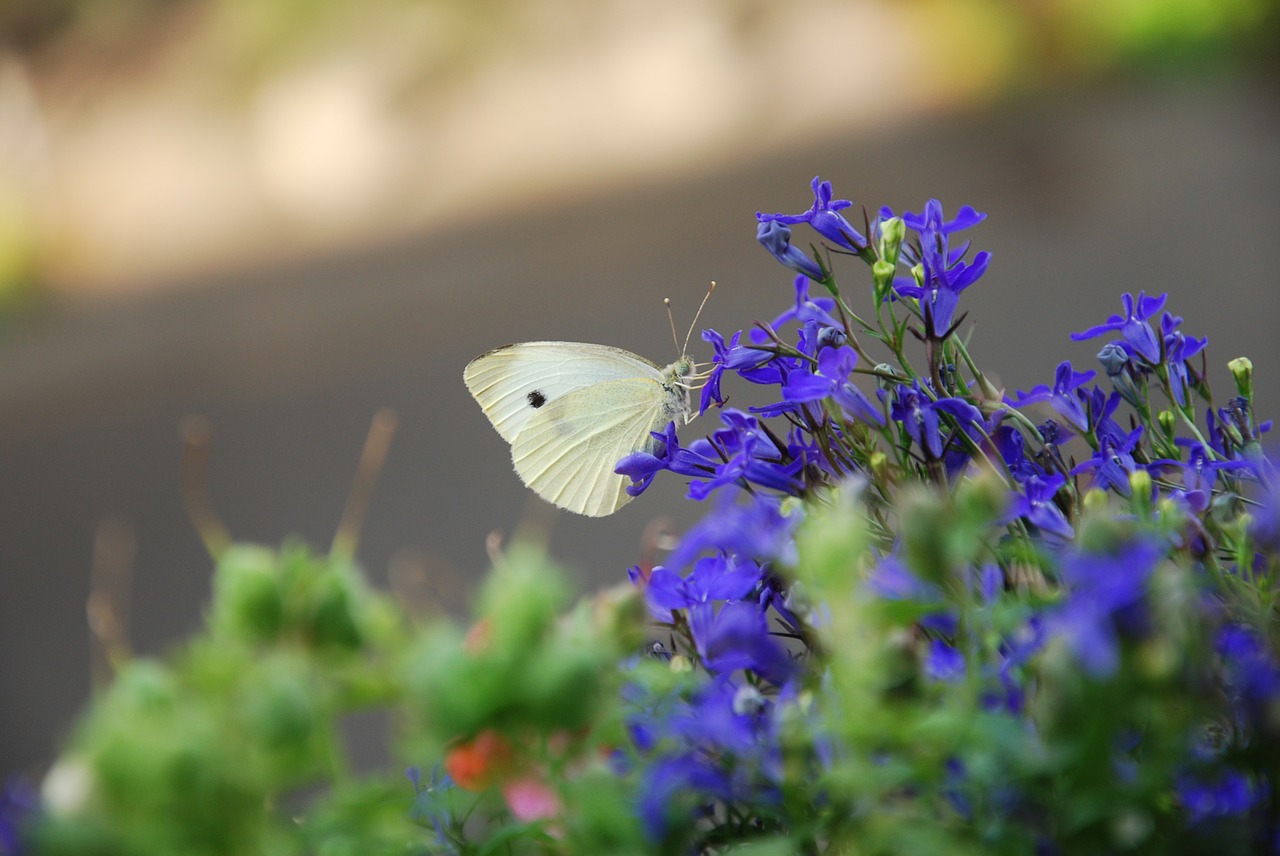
[407,766,458,855]
[925,639,966,682]
[890,381,983,460]
[1007,361,1096,433]
[690,600,796,685]
[1160,312,1208,407]
[1079,385,1128,444]
[757,176,867,251]
[1095,341,1147,410]
[1250,476,1280,552]
[0,778,34,856]
[698,328,742,413]
[780,345,885,426]
[1070,426,1147,496]
[1216,624,1280,721]
[689,411,809,500]
[668,493,800,571]
[1051,539,1165,677]
[755,276,843,339]
[1176,770,1264,824]
[1007,473,1074,540]
[992,425,1046,482]
[888,199,990,337]
[869,555,942,603]
[616,421,718,498]
[637,755,732,842]
[1071,291,1167,364]
[756,219,825,281]
[1168,440,1250,513]
[643,554,762,626]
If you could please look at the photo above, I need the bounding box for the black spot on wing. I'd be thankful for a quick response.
[527,390,547,409]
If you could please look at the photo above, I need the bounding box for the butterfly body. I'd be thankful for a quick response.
[464,341,693,517]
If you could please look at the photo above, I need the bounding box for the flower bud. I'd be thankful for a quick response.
[878,216,906,267]
[872,260,896,306]
[1228,357,1253,400]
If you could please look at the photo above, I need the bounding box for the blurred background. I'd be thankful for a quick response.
[1,0,1277,776]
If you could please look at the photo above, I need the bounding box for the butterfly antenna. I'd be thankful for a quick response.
[664,297,681,356]
[682,281,717,355]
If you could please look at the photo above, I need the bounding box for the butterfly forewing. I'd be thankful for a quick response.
[510,378,676,517]
[463,342,665,443]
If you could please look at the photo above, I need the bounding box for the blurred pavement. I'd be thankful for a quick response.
[2,77,1278,775]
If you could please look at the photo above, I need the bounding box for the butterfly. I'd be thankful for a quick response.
[463,341,697,516]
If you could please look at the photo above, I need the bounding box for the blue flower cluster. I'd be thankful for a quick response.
[615,177,1280,851]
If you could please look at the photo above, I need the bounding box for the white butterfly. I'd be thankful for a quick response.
[463,342,697,517]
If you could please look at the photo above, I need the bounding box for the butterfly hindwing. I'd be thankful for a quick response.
[510,377,674,517]
[463,342,665,443]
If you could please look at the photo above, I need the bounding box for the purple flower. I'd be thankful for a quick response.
[1161,312,1208,406]
[888,199,990,338]
[668,493,799,571]
[644,554,762,624]
[637,755,731,842]
[868,555,942,603]
[781,345,885,426]
[757,175,867,251]
[1051,539,1165,676]
[1095,342,1146,410]
[691,600,795,686]
[407,766,458,854]
[684,410,809,500]
[1177,770,1264,824]
[756,219,824,281]
[1070,427,1148,496]
[890,381,983,460]
[1071,291,1167,364]
[1007,361,1097,433]
[616,421,719,498]
[925,639,966,682]
[1007,473,1074,540]
[1167,440,1250,513]
[1217,624,1280,714]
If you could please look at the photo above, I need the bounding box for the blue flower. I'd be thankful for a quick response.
[925,639,966,682]
[890,381,983,460]
[637,755,731,842]
[691,600,796,686]
[643,554,762,625]
[1095,342,1146,410]
[781,345,885,426]
[407,766,459,854]
[668,493,799,571]
[888,199,990,338]
[1160,312,1207,406]
[1070,427,1147,496]
[1217,624,1280,716]
[1071,291,1167,364]
[1167,440,1249,513]
[686,410,809,500]
[868,555,943,603]
[1176,770,1264,824]
[1007,361,1096,433]
[757,176,867,251]
[1007,473,1074,540]
[0,778,35,856]
[1051,539,1165,676]
[756,219,825,280]
[615,421,718,498]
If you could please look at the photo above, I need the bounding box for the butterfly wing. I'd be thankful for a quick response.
[510,377,681,517]
[463,342,665,443]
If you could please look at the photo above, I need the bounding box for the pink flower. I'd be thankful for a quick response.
[502,776,561,823]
